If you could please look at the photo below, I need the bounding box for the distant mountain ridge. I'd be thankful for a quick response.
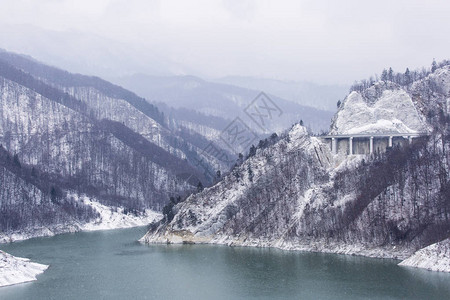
[216,76,349,111]
[114,73,334,134]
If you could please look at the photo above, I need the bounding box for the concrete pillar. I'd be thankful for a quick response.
[349,137,353,155]
[388,136,393,147]
[331,138,337,155]
[369,136,374,154]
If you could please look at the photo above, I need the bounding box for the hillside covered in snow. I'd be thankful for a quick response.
[143,63,450,272]
[0,49,224,241]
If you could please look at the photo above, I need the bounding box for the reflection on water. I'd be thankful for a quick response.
[0,227,449,300]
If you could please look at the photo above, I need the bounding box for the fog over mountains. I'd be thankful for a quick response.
[114,74,336,134]
[216,76,348,111]
[0,24,186,78]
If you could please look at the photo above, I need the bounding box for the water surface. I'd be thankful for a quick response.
[0,227,449,299]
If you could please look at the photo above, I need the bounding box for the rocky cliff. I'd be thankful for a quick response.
[142,64,450,271]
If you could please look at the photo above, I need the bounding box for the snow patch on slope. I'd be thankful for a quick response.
[399,238,450,272]
[0,195,162,243]
[0,250,48,287]
[78,195,163,232]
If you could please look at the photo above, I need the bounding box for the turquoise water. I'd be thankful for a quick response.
[0,227,449,299]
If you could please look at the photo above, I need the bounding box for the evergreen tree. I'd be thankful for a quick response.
[270,133,278,141]
[431,59,438,73]
[381,69,388,82]
[237,153,244,165]
[404,68,411,85]
[388,67,394,81]
[13,153,21,168]
[197,181,204,193]
[247,145,257,158]
[162,202,175,222]
[248,165,254,182]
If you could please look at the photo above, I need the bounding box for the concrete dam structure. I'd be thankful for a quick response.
[321,133,428,156]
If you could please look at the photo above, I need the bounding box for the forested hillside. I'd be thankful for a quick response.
[0,49,230,237]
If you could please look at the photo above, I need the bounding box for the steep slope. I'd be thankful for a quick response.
[399,238,450,272]
[143,65,450,270]
[0,73,197,209]
[0,50,225,240]
[0,49,229,180]
[0,146,98,237]
[143,124,333,245]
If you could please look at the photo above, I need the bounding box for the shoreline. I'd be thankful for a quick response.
[0,198,162,287]
[0,196,163,244]
[0,250,49,288]
[142,231,450,273]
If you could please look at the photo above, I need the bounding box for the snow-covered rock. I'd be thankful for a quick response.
[0,250,48,287]
[331,88,427,134]
[399,239,450,273]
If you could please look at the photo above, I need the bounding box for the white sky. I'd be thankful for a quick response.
[0,0,449,84]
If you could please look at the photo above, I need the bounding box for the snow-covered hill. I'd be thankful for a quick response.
[143,64,450,272]
[0,49,225,242]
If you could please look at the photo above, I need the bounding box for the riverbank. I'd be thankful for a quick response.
[399,238,450,272]
[0,195,162,244]
[142,230,450,273]
[2,226,449,299]
[0,197,161,287]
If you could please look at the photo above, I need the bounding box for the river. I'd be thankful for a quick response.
[0,227,449,299]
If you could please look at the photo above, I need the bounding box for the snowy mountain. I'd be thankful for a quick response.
[0,49,230,239]
[142,64,450,272]
[113,74,334,133]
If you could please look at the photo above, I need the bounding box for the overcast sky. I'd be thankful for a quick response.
[0,0,449,84]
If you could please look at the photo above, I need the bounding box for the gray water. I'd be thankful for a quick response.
[0,227,449,300]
